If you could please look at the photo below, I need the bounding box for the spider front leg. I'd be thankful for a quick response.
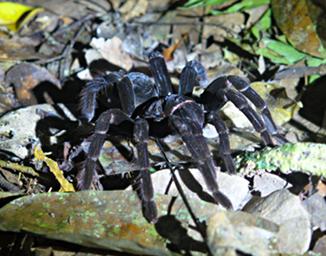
[77,109,132,190]
[80,72,122,122]
[225,87,274,146]
[201,77,275,146]
[148,51,173,96]
[133,118,157,223]
[226,76,286,145]
[170,112,233,209]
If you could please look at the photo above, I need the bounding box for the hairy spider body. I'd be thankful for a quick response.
[79,52,283,222]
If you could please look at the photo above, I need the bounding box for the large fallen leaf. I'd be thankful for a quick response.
[303,193,326,231]
[0,191,217,255]
[272,0,326,58]
[151,169,251,210]
[251,81,301,125]
[5,63,61,105]
[236,142,326,177]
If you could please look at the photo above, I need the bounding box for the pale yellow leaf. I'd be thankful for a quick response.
[34,146,75,192]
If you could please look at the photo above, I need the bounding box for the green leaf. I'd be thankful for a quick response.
[257,39,306,64]
[184,0,230,8]
[306,56,326,83]
[211,0,270,14]
[251,9,271,40]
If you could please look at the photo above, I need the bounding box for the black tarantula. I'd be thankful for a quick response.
[78,52,283,222]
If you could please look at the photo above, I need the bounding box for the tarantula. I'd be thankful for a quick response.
[78,52,283,222]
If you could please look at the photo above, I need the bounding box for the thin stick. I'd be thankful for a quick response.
[132,20,235,34]
[0,171,20,191]
[0,160,39,177]
[155,139,213,256]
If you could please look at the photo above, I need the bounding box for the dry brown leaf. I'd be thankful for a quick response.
[272,0,326,58]
[162,39,181,61]
[317,180,326,197]
[5,63,61,105]
[90,37,133,70]
[120,0,148,21]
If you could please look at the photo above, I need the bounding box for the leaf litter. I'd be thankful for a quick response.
[0,0,325,255]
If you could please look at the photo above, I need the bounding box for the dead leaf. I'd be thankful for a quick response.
[34,146,75,192]
[0,33,43,61]
[5,63,61,105]
[163,39,182,61]
[120,0,148,21]
[272,0,326,58]
[0,191,216,254]
[90,37,133,70]
[316,180,326,197]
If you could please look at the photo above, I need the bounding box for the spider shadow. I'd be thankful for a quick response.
[154,214,207,254]
[299,75,326,127]
[177,168,216,204]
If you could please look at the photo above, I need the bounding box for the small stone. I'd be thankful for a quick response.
[253,172,291,197]
[207,211,279,256]
[244,189,311,254]
[303,193,326,231]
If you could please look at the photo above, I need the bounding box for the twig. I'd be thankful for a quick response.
[155,139,213,256]
[58,18,89,81]
[35,14,96,68]
[0,171,20,192]
[274,64,326,80]
[0,160,39,177]
[52,14,97,38]
[132,20,235,35]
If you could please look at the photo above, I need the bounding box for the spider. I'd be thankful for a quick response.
[78,52,284,222]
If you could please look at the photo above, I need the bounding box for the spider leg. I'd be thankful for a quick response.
[225,88,274,145]
[179,60,208,96]
[116,76,135,116]
[133,118,157,223]
[226,76,286,144]
[170,114,233,209]
[78,109,132,190]
[80,72,122,122]
[206,111,235,174]
[148,51,173,96]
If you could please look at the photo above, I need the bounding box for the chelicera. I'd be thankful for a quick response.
[78,52,284,222]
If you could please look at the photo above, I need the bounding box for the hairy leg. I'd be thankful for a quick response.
[170,114,233,209]
[206,111,235,174]
[77,109,131,189]
[133,118,157,223]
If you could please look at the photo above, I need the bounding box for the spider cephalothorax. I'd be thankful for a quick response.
[78,52,284,222]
